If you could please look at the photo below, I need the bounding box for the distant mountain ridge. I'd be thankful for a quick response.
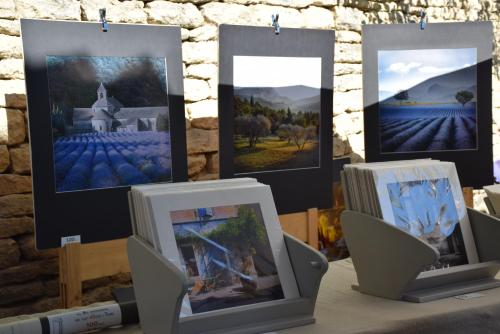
[382,65,477,104]
[235,85,320,113]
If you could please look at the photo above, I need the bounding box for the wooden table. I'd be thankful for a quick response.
[4,259,500,334]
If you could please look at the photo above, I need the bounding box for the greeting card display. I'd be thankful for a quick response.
[363,22,493,188]
[129,179,300,317]
[21,19,188,249]
[342,160,479,270]
[218,25,334,214]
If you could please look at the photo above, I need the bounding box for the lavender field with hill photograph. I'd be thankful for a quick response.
[378,48,477,153]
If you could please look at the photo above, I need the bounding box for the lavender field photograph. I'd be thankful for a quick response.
[378,48,477,153]
[46,56,171,192]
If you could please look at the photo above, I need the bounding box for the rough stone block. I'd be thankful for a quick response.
[0,238,20,270]
[334,63,362,76]
[205,152,219,174]
[201,3,251,25]
[301,6,334,29]
[334,73,363,92]
[0,216,34,239]
[0,174,32,196]
[146,1,204,28]
[2,109,26,145]
[186,128,218,154]
[0,280,45,305]
[0,0,15,19]
[186,63,217,80]
[208,77,217,99]
[190,117,218,130]
[0,79,26,108]
[0,19,19,36]
[9,145,31,174]
[336,30,362,44]
[188,154,207,177]
[0,258,58,286]
[0,194,33,218]
[249,5,303,28]
[182,41,218,64]
[17,234,58,260]
[0,59,24,79]
[189,25,218,42]
[334,6,365,31]
[335,43,362,64]
[186,99,218,118]
[15,0,81,20]
[81,0,147,23]
[184,78,211,102]
[0,145,8,172]
[333,89,363,115]
[259,0,314,8]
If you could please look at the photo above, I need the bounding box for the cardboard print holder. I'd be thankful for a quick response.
[127,233,328,334]
[341,208,500,303]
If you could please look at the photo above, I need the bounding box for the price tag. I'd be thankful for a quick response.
[61,235,81,247]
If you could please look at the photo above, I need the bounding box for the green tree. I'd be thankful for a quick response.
[455,90,474,106]
[207,206,268,258]
[285,108,293,124]
[156,112,170,131]
[394,90,409,105]
[234,114,271,148]
[51,104,66,137]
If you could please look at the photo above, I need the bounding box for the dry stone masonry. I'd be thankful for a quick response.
[0,0,499,317]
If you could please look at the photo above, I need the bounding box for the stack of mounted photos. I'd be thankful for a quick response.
[483,184,500,215]
[341,160,479,270]
[128,178,300,317]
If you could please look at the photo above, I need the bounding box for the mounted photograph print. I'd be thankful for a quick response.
[371,161,479,269]
[21,19,188,249]
[219,25,334,214]
[378,48,477,153]
[233,56,321,174]
[171,203,285,314]
[47,56,172,192]
[363,22,493,188]
[146,182,300,317]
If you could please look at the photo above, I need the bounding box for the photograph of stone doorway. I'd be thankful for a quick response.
[171,203,285,314]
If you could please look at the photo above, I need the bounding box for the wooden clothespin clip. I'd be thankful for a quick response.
[419,10,427,30]
[272,14,280,35]
[99,8,109,32]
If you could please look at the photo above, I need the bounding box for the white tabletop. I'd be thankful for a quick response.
[3,259,500,334]
[106,259,500,334]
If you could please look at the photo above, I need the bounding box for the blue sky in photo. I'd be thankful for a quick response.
[387,178,459,238]
[378,48,476,101]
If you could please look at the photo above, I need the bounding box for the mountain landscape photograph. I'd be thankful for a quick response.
[233,56,321,173]
[377,48,477,153]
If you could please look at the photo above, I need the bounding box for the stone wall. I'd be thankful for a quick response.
[0,0,499,317]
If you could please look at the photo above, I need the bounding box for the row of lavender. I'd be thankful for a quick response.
[54,132,172,192]
[380,116,477,153]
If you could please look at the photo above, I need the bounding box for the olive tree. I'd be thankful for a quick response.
[235,114,271,148]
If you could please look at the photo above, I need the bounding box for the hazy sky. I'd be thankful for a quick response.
[234,56,321,88]
[378,48,476,100]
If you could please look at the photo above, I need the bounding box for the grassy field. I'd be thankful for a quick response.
[234,136,319,173]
